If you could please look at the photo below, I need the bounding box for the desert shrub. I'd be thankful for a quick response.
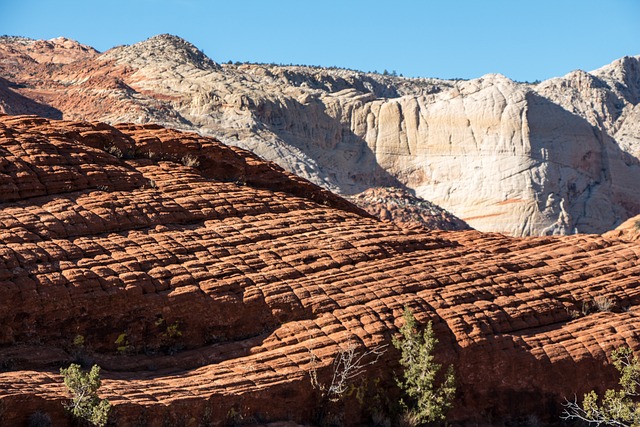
[594,296,614,312]
[309,341,386,426]
[397,409,421,427]
[60,363,111,427]
[155,318,184,354]
[309,341,386,403]
[580,296,616,316]
[115,332,134,354]
[562,346,640,426]
[105,145,123,159]
[181,154,200,168]
[393,308,455,425]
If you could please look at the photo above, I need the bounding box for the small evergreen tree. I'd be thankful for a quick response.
[60,364,111,427]
[393,308,455,424]
[562,346,640,426]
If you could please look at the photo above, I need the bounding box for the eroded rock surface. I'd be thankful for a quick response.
[604,214,640,241]
[1,116,640,426]
[346,187,472,231]
[1,35,639,235]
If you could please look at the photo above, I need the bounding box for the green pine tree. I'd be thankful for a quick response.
[563,346,640,426]
[393,308,455,424]
[60,364,111,427]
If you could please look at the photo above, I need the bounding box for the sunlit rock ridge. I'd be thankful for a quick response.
[1,34,639,236]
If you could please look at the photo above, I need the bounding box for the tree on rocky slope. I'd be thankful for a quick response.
[60,364,111,427]
[562,346,640,426]
[393,308,455,425]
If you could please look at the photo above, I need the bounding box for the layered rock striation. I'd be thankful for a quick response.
[1,116,640,426]
[1,35,639,235]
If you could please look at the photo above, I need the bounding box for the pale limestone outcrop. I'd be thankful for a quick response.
[1,35,639,235]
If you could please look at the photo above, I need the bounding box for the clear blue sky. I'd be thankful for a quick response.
[1,0,638,82]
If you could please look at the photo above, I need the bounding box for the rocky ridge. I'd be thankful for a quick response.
[3,35,639,235]
[1,115,640,426]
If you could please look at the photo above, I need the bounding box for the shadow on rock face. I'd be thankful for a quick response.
[254,95,405,194]
[0,77,63,120]
[525,91,640,234]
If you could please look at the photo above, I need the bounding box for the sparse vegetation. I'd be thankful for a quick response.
[161,320,184,354]
[60,363,111,427]
[115,332,133,354]
[594,295,615,313]
[70,333,94,367]
[309,341,386,403]
[164,321,182,340]
[181,154,200,167]
[562,346,640,426]
[73,334,85,348]
[579,295,616,316]
[393,308,456,425]
[105,145,123,158]
[308,340,386,426]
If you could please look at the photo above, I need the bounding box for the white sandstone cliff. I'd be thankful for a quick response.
[1,34,639,236]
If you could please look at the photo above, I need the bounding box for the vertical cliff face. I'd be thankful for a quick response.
[247,59,640,236]
[1,35,639,235]
[304,69,640,235]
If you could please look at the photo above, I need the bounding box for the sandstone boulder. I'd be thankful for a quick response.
[603,214,640,241]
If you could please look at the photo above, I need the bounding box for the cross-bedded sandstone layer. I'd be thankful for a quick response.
[0,115,640,426]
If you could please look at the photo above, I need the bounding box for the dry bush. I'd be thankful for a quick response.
[309,341,386,403]
[181,154,200,167]
[594,296,614,313]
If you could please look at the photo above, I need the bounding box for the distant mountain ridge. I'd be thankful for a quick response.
[0,34,639,235]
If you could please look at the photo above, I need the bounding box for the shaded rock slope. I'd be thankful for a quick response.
[1,35,639,235]
[1,115,640,426]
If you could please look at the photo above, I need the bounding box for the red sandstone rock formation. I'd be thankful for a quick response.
[346,187,472,231]
[0,115,640,426]
[604,214,640,241]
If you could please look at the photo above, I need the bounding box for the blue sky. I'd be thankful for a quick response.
[1,0,638,82]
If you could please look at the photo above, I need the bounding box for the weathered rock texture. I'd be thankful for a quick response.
[604,214,640,241]
[1,115,640,426]
[1,35,639,236]
[346,187,472,231]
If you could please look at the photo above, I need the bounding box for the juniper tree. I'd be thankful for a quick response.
[392,308,455,424]
[60,363,111,427]
[562,346,640,426]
